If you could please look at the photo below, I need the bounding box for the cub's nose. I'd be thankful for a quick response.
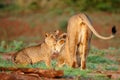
[51,53,59,59]
[54,51,59,54]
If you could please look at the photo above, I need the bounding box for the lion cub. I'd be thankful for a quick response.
[50,31,67,59]
[51,32,72,67]
[12,33,57,67]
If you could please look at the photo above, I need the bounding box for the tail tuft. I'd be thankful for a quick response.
[112,25,117,35]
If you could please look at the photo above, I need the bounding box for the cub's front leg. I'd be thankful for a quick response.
[45,58,52,68]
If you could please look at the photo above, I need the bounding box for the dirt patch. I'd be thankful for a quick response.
[91,70,120,79]
[0,12,120,49]
[0,67,65,80]
[0,18,43,41]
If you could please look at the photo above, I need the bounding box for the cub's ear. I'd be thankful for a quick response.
[59,33,67,39]
[54,30,60,35]
[45,33,49,37]
[59,39,65,45]
[62,33,67,39]
[54,30,60,36]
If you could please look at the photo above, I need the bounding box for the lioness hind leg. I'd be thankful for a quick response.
[78,44,87,70]
[78,43,85,70]
[76,50,81,67]
[78,31,89,70]
[68,35,78,68]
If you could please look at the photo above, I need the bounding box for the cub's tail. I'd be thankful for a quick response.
[11,52,18,64]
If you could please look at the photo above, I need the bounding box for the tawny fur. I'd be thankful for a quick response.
[56,37,73,67]
[12,33,56,67]
[56,13,116,70]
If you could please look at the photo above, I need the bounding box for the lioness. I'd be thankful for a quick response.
[12,32,57,67]
[54,13,116,69]
[66,13,116,70]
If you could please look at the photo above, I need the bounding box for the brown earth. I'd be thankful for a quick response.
[0,65,120,80]
[0,67,65,80]
[0,18,44,42]
[0,12,119,49]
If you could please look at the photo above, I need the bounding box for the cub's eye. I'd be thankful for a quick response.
[52,35,56,39]
[51,35,54,38]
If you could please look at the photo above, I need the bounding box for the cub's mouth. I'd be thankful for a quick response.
[51,53,59,59]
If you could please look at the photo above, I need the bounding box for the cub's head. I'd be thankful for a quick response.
[55,39,66,53]
[54,32,67,53]
[44,31,67,54]
[45,32,57,53]
[51,38,66,59]
[53,30,67,40]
